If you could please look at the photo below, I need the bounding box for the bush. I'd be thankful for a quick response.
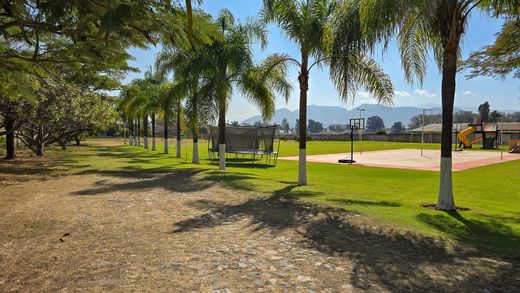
[376,129,387,135]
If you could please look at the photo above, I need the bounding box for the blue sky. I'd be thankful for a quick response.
[125,0,520,122]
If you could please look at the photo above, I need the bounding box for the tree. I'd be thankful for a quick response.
[17,77,116,156]
[263,0,394,185]
[280,118,290,133]
[490,110,503,122]
[409,113,442,129]
[308,119,324,133]
[191,9,291,170]
[253,121,264,127]
[328,124,346,133]
[464,19,520,79]
[479,102,491,122]
[391,122,405,133]
[454,111,477,123]
[366,116,385,132]
[361,0,519,210]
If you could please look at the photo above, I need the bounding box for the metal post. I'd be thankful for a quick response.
[500,117,504,160]
[421,108,432,156]
[357,108,365,154]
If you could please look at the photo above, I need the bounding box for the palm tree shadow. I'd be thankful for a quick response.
[417,211,520,257]
[172,186,520,291]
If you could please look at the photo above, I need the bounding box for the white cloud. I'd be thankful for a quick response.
[357,91,376,103]
[463,90,476,97]
[414,89,437,98]
[394,90,410,97]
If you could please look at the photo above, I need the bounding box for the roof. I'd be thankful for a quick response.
[410,122,520,133]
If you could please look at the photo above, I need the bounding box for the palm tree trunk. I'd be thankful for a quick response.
[437,48,457,211]
[218,100,226,170]
[164,111,169,154]
[298,53,309,186]
[176,102,182,158]
[192,100,199,164]
[4,114,15,160]
[151,113,156,151]
[137,118,141,147]
[128,119,134,146]
[143,114,149,149]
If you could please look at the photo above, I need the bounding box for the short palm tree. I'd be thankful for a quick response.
[192,9,292,170]
[359,0,519,210]
[262,0,394,185]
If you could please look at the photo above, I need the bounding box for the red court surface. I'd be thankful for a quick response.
[279,149,520,171]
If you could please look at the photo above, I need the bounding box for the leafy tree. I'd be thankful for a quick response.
[409,113,442,129]
[280,118,290,133]
[479,101,491,122]
[308,119,324,133]
[366,116,385,132]
[464,19,520,79]
[253,121,264,127]
[490,110,503,122]
[391,122,405,133]
[454,111,477,123]
[17,77,116,156]
[328,124,346,133]
[360,0,518,210]
[263,0,394,185]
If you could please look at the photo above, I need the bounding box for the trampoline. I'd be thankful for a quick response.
[208,125,280,165]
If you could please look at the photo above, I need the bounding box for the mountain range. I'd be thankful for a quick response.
[241,104,518,127]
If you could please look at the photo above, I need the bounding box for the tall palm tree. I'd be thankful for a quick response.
[359,0,519,210]
[192,9,292,170]
[156,46,217,164]
[262,0,394,185]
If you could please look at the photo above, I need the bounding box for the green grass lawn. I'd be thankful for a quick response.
[71,138,520,256]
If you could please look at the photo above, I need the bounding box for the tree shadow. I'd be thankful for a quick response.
[417,211,520,257]
[171,186,519,291]
[327,198,401,207]
[71,168,211,196]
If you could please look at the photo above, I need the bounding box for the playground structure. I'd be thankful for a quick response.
[510,140,520,153]
[208,125,280,165]
[458,120,498,149]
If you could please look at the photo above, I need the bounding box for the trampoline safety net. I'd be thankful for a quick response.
[208,125,279,165]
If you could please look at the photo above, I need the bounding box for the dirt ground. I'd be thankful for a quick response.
[1,142,519,292]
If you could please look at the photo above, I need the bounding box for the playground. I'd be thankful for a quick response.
[280,148,520,171]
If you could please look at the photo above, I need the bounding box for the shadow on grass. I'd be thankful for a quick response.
[173,188,520,292]
[72,168,211,195]
[417,211,520,256]
[328,198,401,207]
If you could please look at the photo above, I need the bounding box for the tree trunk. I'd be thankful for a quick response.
[192,99,199,164]
[437,48,457,211]
[60,139,67,150]
[137,118,141,147]
[298,52,309,186]
[164,112,169,154]
[36,142,44,156]
[151,113,156,151]
[128,120,134,146]
[218,100,226,170]
[176,102,182,158]
[75,136,81,146]
[143,115,149,149]
[4,114,15,160]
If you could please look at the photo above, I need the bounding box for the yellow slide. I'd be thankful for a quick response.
[458,126,476,148]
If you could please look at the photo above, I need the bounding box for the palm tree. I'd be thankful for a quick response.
[190,9,292,170]
[262,0,394,185]
[360,0,519,210]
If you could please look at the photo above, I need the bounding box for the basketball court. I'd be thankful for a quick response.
[279,149,520,171]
